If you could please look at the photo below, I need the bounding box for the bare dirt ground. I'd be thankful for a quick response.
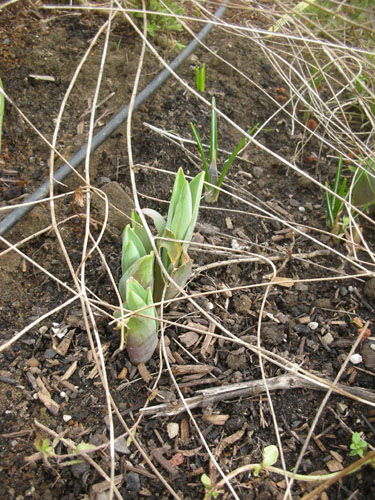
[1,2,375,499]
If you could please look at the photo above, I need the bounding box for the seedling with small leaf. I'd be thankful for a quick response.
[350,432,368,457]
[34,437,55,465]
[115,168,205,364]
[190,97,253,202]
[201,473,219,498]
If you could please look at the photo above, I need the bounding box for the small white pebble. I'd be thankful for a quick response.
[60,391,66,398]
[298,206,305,213]
[231,239,240,250]
[167,422,179,439]
[207,302,214,310]
[63,414,72,423]
[55,327,68,339]
[350,353,362,365]
[322,332,334,345]
[308,321,319,330]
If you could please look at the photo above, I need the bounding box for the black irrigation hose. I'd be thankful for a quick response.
[0,2,227,237]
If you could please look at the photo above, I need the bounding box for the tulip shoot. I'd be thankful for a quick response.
[116,168,204,364]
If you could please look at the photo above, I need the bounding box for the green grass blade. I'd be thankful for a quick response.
[216,135,247,189]
[333,155,343,196]
[325,181,335,229]
[190,122,209,179]
[201,63,205,92]
[330,155,345,218]
[210,96,217,164]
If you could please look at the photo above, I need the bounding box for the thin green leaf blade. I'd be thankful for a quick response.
[210,96,217,164]
[217,135,246,189]
[190,122,209,178]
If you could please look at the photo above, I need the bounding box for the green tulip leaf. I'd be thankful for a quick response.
[143,208,167,236]
[122,239,142,274]
[126,277,149,307]
[167,168,186,229]
[123,225,146,257]
[159,228,182,267]
[122,226,146,273]
[183,171,205,246]
[165,251,193,300]
[170,180,192,240]
[131,210,152,254]
[119,252,154,301]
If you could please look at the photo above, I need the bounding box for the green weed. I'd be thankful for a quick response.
[132,0,184,37]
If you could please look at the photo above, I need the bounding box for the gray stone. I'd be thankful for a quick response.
[91,181,134,232]
[226,352,247,370]
[126,472,141,493]
[43,348,56,360]
[233,294,252,314]
[314,298,331,309]
[361,342,375,370]
[114,437,130,455]
[364,278,375,303]
[252,166,264,179]
[261,324,284,346]
[71,459,90,479]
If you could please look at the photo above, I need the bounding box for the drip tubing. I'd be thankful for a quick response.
[0,2,227,236]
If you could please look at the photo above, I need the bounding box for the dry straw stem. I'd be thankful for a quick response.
[142,372,375,418]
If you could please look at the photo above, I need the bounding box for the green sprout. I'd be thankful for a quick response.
[0,77,4,152]
[190,97,253,203]
[34,437,56,466]
[201,474,219,498]
[325,155,370,235]
[35,437,55,457]
[349,432,368,458]
[196,63,205,92]
[116,168,204,364]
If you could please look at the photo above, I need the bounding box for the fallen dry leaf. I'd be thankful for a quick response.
[168,453,184,467]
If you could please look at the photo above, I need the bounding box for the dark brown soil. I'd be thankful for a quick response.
[1,3,375,500]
